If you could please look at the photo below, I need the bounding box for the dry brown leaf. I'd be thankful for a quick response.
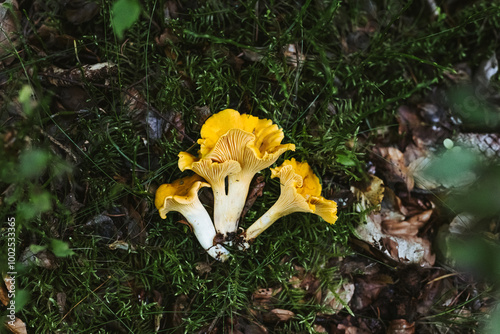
[387,319,415,334]
[313,324,328,333]
[344,326,371,334]
[56,291,66,315]
[289,272,322,304]
[127,204,146,245]
[382,210,432,237]
[4,317,27,334]
[63,192,84,214]
[1,275,14,307]
[192,106,211,132]
[167,294,189,334]
[374,147,414,191]
[262,309,295,323]
[65,0,100,25]
[240,175,265,222]
[20,248,59,269]
[449,212,478,235]
[352,174,385,212]
[283,44,305,67]
[398,105,450,149]
[321,282,355,315]
[351,275,392,310]
[28,24,76,53]
[0,0,20,65]
[108,240,136,251]
[123,87,148,115]
[156,28,179,46]
[0,284,8,306]
[195,262,212,275]
[252,287,281,310]
[356,208,435,266]
[241,49,265,62]
[57,86,93,111]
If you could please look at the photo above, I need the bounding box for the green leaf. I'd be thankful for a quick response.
[50,239,75,257]
[336,154,356,166]
[19,149,50,179]
[18,85,34,116]
[14,289,30,312]
[111,0,141,40]
[29,244,47,254]
[423,147,479,185]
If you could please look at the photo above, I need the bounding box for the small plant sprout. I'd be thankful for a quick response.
[178,109,295,241]
[155,174,230,261]
[240,158,338,249]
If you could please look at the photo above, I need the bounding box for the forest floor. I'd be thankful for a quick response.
[1,0,500,333]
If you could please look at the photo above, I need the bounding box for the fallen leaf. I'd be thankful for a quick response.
[28,24,76,53]
[356,208,435,266]
[156,27,179,45]
[262,309,295,323]
[474,52,498,87]
[195,262,212,275]
[374,146,414,191]
[313,324,327,333]
[443,63,472,84]
[108,240,136,251]
[167,294,189,334]
[252,287,282,310]
[382,210,432,237]
[163,0,179,21]
[0,0,20,65]
[57,291,66,315]
[352,174,385,212]
[65,0,100,25]
[63,192,84,214]
[57,86,93,111]
[321,282,355,315]
[85,213,120,242]
[240,175,265,221]
[240,48,265,62]
[0,284,8,306]
[448,212,479,235]
[126,204,146,245]
[192,106,212,132]
[283,44,305,67]
[4,317,27,334]
[387,319,415,334]
[1,275,14,306]
[351,275,391,310]
[20,248,59,269]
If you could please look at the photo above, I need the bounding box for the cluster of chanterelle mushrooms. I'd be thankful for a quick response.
[154,109,338,261]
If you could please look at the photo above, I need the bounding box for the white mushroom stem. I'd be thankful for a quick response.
[239,191,300,250]
[213,172,253,240]
[174,200,230,261]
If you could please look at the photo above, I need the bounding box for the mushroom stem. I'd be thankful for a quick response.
[155,174,230,261]
[239,195,290,249]
[181,200,230,261]
[213,172,253,240]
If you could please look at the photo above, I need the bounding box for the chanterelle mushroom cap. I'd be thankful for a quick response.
[241,159,338,248]
[155,174,210,218]
[155,174,230,261]
[178,109,295,240]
